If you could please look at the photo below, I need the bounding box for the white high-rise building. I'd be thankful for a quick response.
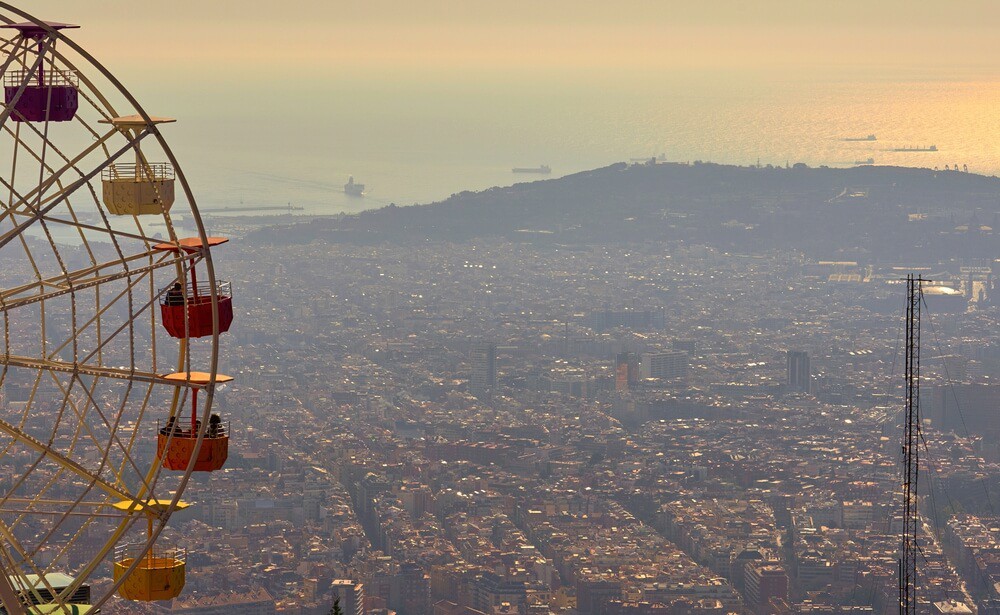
[470,342,497,399]
[640,351,688,381]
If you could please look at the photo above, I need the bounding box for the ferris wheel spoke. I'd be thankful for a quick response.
[0,546,26,615]
[0,481,125,590]
[0,248,187,307]
[0,497,127,510]
[0,124,117,218]
[51,374,136,487]
[0,507,125,518]
[69,258,205,368]
[6,375,159,563]
[44,268,160,362]
[4,367,101,494]
[65,278,161,366]
[0,353,174,387]
[0,35,21,57]
[0,354,219,397]
[1,250,152,299]
[0,370,98,517]
[3,256,167,365]
[0,34,27,107]
[5,253,198,372]
[0,513,90,606]
[0,140,52,332]
[0,120,115,257]
[35,209,173,244]
[0,127,151,252]
[0,115,126,264]
[0,414,132,502]
[0,122,117,211]
[61,373,157,494]
[0,518,62,606]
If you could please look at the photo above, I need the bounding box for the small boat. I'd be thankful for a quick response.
[843,134,877,142]
[892,145,938,152]
[344,176,365,197]
[512,165,551,174]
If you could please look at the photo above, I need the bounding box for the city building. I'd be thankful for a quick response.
[473,573,526,614]
[156,587,276,614]
[392,563,431,615]
[786,351,810,393]
[9,574,89,607]
[331,580,365,615]
[745,564,788,615]
[470,342,497,400]
[577,576,622,615]
[589,310,665,332]
[616,353,630,392]
[641,351,688,381]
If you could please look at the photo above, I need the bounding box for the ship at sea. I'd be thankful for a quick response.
[512,165,551,174]
[843,134,877,142]
[344,176,365,197]
[892,145,938,152]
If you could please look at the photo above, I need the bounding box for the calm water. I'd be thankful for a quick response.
[114,73,1000,219]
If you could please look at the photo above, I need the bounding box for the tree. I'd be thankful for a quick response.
[330,597,343,615]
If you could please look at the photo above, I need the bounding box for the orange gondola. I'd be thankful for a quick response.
[157,372,233,472]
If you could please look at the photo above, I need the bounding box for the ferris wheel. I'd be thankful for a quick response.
[0,4,235,613]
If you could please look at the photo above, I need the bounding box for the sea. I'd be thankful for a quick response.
[34,70,1000,232]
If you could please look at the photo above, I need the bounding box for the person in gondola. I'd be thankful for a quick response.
[165,281,184,306]
[208,413,222,438]
[161,416,179,436]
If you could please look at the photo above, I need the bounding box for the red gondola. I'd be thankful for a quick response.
[160,280,233,338]
[154,237,233,338]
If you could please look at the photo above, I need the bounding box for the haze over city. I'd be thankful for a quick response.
[0,2,997,615]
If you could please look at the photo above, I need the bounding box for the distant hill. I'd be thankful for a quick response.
[247,162,1000,262]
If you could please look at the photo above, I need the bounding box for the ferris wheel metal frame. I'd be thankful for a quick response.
[0,3,230,613]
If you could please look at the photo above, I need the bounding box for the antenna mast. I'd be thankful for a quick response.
[900,274,923,615]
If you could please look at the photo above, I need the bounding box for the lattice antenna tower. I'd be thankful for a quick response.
[899,274,924,615]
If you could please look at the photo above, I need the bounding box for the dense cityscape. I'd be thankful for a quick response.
[89,201,998,614]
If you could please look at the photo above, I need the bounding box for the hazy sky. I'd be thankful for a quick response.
[0,1,994,210]
[20,1,1000,80]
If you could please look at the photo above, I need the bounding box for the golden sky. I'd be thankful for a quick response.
[19,1,1000,77]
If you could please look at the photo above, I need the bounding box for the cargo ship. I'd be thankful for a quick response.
[344,176,365,197]
[843,134,877,142]
[892,145,937,152]
[512,165,551,174]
